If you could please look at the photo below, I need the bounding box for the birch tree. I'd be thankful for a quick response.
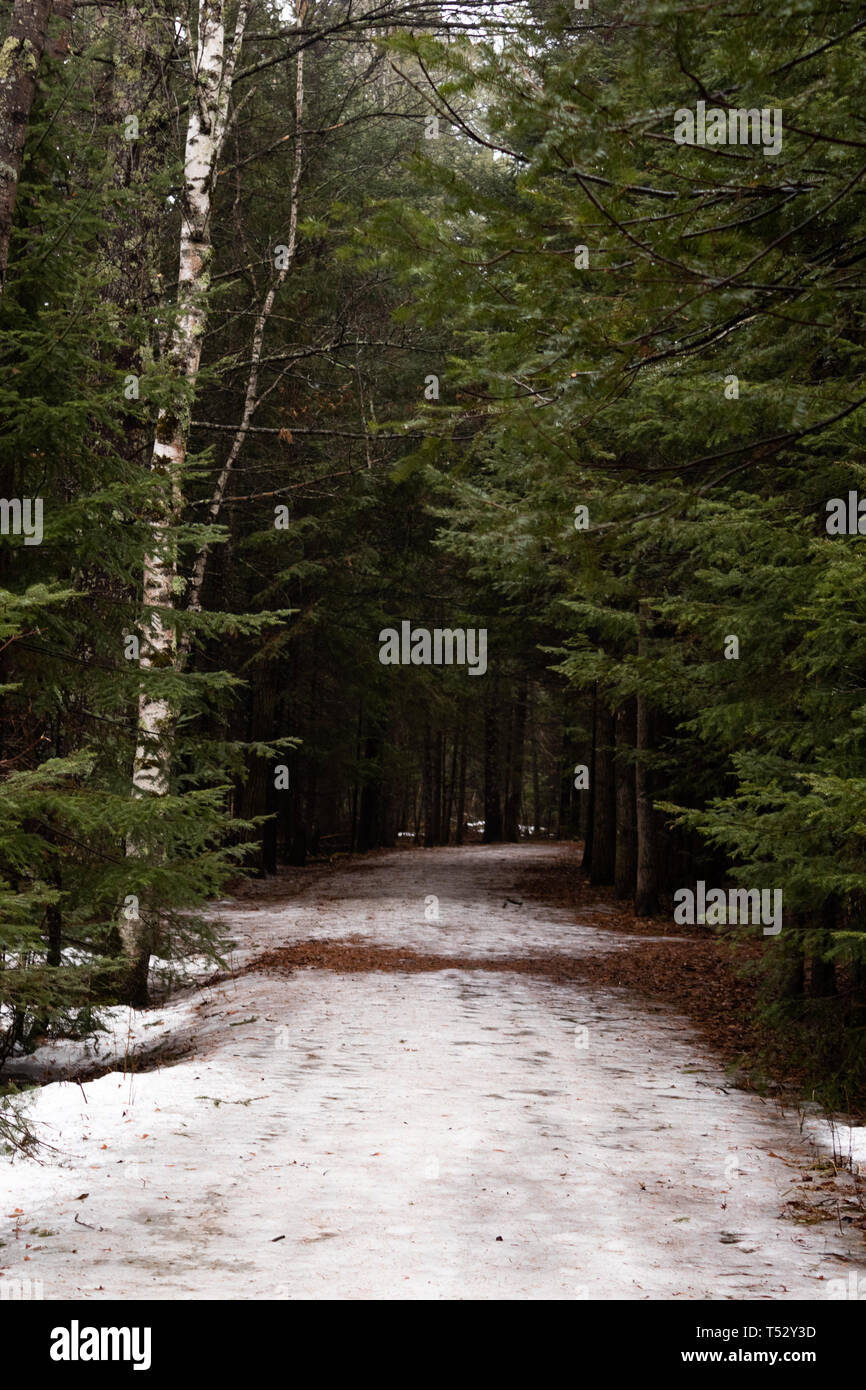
[186,10,305,622]
[124,0,251,992]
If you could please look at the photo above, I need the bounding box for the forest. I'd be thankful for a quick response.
[1,0,865,1310]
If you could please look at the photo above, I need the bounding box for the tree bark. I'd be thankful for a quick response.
[504,676,527,841]
[483,695,503,842]
[455,716,467,845]
[357,732,382,852]
[530,686,541,836]
[422,724,434,847]
[124,0,250,996]
[431,728,443,844]
[589,701,615,885]
[185,21,305,622]
[133,0,249,795]
[614,698,637,899]
[635,600,658,916]
[581,687,597,873]
[444,731,457,845]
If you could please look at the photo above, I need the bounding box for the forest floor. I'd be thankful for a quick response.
[2,843,866,1300]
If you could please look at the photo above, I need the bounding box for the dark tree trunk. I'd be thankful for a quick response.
[398,776,410,839]
[483,697,503,842]
[504,677,527,841]
[45,901,62,968]
[305,642,319,855]
[357,733,382,852]
[810,954,837,998]
[581,687,597,873]
[455,717,467,845]
[589,701,616,885]
[287,825,307,866]
[124,949,152,1008]
[431,729,443,844]
[635,602,658,916]
[433,729,444,844]
[422,725,435,847]
[444,733,458,845]
[349,703,362,852]
[530,686,541,835]
[614,699,637,899]
[779,943,805,1000]
[558,699,578,840]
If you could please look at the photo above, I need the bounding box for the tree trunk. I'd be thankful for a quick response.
[124,0,250,998]
[185,24,305,621]
[350,702,362,851]
[614,699,637,898]
[45,901,61,968]
[635,601,658,916]
[580,686,597,872]
[455,717,467,845]
[483,696,503,842]
[530,686,541,836]
[430,729,442,844]
[422,724,434,847]
[133,0,249,794]
[444,732,458,845]
[589,701,615,884]
[778,941,805,1000]
[357,733,381,852]
[504,677,527,841]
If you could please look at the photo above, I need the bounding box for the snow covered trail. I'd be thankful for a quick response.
[2,844,864,1300]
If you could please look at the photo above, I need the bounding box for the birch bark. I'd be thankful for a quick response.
[124,0,250,991]
[184,22,305,626]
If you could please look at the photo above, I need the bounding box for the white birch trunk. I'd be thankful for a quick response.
[124,0,249,987]
[184,23,305,630]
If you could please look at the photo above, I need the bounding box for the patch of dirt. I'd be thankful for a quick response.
[512,845,721,936]
[246,932,763,1073]
[780,1157,866,1237]
[227,846,415,905]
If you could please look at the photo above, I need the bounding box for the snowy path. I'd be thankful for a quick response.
[2,844,864,1300]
